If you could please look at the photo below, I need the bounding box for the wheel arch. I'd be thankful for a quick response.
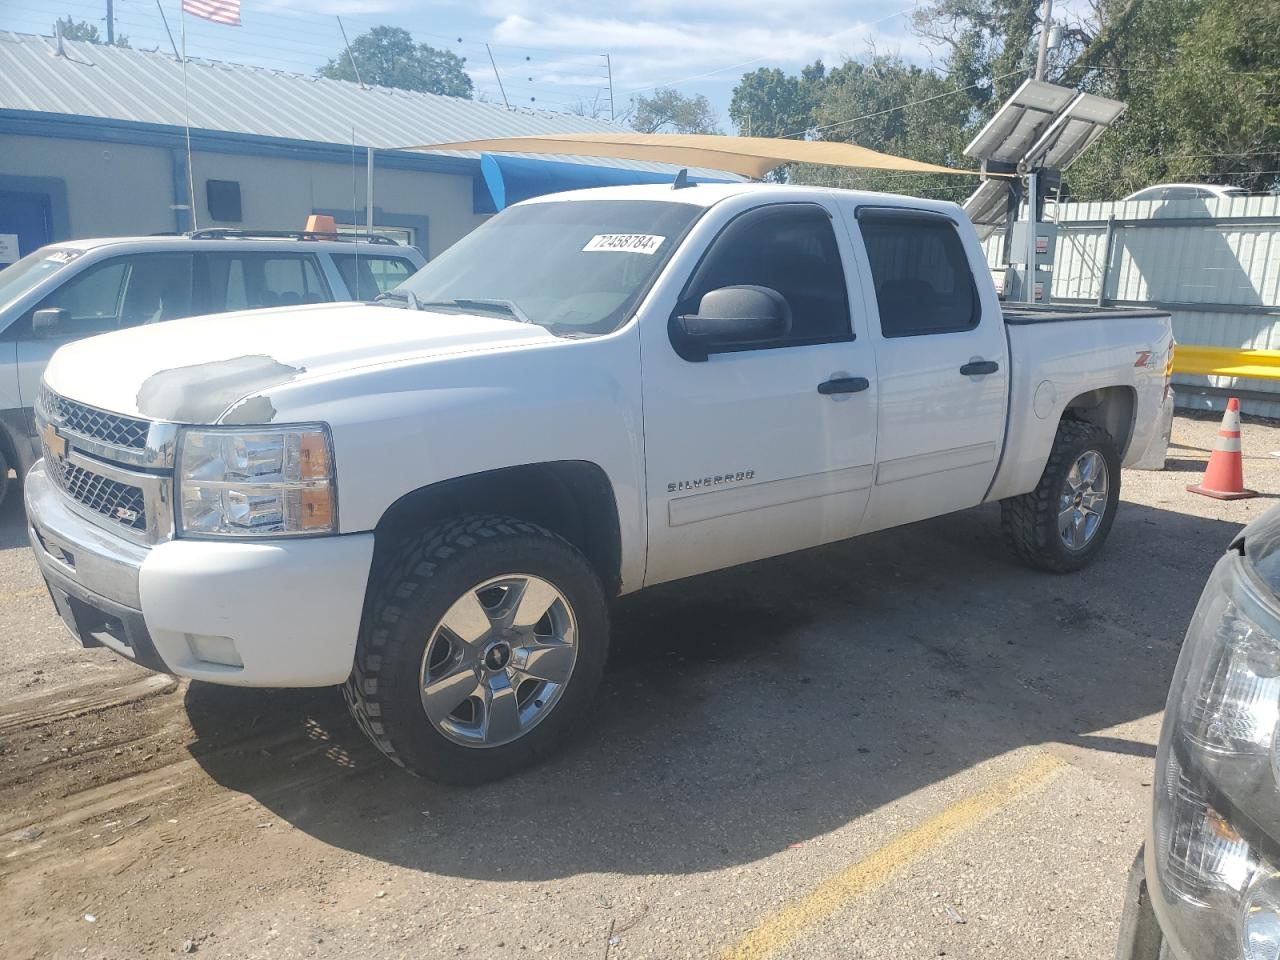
[368,461,624,599]
[1063,385,1136,458]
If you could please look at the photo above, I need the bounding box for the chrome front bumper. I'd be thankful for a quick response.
[25,459,172,672]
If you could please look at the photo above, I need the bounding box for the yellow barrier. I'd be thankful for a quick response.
[1173,345,1280,381]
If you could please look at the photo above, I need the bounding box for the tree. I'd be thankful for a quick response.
[1051,0,1279,197]
[729,63,825,138]
[629,89,720,134]
[796,55,976,199]
[54,15,129,47]
[319,26,472,98]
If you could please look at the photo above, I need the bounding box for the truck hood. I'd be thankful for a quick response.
[42,301,556,423]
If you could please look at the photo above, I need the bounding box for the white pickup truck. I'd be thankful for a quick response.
[24,183,1173,783]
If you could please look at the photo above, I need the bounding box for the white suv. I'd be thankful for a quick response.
[0,230,426,502]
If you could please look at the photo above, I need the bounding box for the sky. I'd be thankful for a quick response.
[4,0,946,125]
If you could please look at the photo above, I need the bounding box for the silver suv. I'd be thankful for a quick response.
[0,230,426,503]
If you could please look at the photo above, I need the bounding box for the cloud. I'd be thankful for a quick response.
[487,7,931,95]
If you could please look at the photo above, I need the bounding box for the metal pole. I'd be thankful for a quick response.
[366,147,374,235]
[1025,170,1039,303]
[1096,214,1116,306]
[106,0,115,44]
[486,44,510,110]
[605,54,615,122]
[1035,0,1053,80]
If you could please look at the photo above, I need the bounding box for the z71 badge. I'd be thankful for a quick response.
[668,470,754,494]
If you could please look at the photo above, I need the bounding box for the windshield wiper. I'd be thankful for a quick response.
[417,298,533,324]
[374,289,422,310]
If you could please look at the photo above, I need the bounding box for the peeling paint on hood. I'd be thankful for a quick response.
[136,355,300,423]
[41,301,556,422]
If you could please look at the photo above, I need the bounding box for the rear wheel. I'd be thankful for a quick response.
[345,515,609,784]
[1001,419,1121,573]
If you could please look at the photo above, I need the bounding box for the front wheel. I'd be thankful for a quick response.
[344,515,609,784]
[1000,419,1121,573]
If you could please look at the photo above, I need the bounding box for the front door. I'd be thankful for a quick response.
[15,253,194,424]
[641,200,879,586]
[845,207,1009,533]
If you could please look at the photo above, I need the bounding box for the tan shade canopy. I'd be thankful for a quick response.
[400,132,977,180]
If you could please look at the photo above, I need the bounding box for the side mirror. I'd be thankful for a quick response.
[671,285,792,362]
[32,307,70,336]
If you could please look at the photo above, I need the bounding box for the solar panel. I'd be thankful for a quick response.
[1022,93,1127,171]
[962,178,1013,241]
[963,79,1077,164]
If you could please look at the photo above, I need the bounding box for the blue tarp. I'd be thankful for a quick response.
[476,153,732,212]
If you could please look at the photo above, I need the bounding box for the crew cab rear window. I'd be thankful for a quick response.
[200,252,329,312]
[858,211,978,338]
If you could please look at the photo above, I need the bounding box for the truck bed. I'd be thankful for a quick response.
[1002,303,1171,325]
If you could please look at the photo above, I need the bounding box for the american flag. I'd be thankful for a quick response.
[182,0,241,26]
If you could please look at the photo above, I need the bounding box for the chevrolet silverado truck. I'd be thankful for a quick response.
[24,183,1173,783]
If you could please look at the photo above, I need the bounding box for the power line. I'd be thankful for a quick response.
[788,69,1024,139]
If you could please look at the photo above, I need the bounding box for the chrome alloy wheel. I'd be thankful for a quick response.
[1058,449,1109,551]
[419,574,578,748]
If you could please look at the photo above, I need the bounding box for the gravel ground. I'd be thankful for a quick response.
[1,413,1277,960]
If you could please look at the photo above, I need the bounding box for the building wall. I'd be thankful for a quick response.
[186,151,487,258]
[0,134,175,237]
[0,131,488,260]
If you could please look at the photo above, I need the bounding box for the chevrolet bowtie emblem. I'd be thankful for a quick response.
[42,422,66,460]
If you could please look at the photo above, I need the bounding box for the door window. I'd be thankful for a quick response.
[20,253,194,337]
[201,253,330,312]
[678,204,852,351]
[331,254,417,299]
[858,213,978,338]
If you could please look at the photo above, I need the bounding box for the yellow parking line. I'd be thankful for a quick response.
[0,586,46,604]
[722,753,1065,960]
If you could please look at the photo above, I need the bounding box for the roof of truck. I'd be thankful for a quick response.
[522,181,967,216]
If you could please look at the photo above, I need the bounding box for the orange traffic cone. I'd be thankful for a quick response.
[1187,398,1257,500]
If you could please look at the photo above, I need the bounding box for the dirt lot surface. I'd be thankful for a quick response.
[3,413,1279,960]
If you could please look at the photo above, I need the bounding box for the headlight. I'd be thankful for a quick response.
[1150,553,1280,959]
[177,425,336,537]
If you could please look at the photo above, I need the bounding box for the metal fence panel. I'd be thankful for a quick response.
[985,195,1280,416]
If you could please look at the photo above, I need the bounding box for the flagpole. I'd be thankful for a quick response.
[179,2,198,232]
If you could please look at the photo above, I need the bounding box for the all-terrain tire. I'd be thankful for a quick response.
[1000,419,1121,573]
[344,514,609,784]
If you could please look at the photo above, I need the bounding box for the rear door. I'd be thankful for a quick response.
[845,206,1009,533]
[641,200,879,585]
[197,252,331,312]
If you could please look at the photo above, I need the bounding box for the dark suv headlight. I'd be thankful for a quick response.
[1150,550,1280,959]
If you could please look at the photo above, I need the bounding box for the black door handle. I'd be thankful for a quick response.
[960,360,999,376]
[818,376,870,395]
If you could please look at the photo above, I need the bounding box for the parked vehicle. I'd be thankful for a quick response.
[1117,505,1280,960]
[0,230,425,502]
[1122,183,1248,203]
[24,184,1173,783]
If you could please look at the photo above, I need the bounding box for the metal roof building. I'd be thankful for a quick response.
[0,30,710,261]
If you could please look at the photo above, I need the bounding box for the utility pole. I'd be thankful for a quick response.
[1034,0,1052,80]
[106,0,115,44]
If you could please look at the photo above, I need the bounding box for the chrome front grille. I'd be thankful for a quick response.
[39,384,151,449]
[46,454,148,532]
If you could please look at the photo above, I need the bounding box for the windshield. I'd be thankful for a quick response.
[0,247,83,308]
[396,199,703,336]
